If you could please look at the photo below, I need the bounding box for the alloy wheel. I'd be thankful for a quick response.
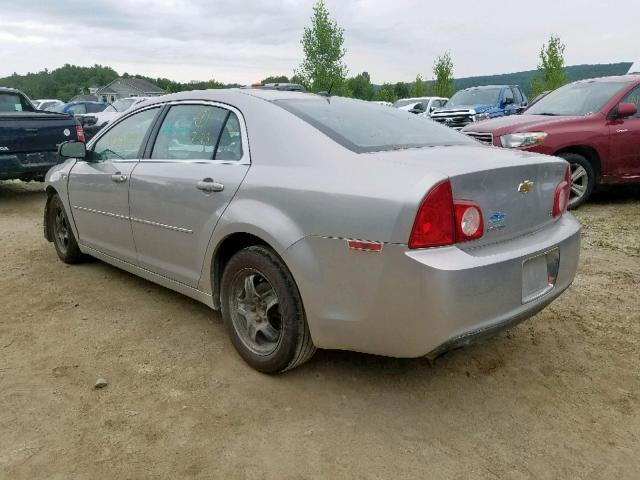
[54,206,70,254]
[569,163,589,207]
[230,270,282,356]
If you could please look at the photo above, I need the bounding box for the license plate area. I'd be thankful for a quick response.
[522,248,560,303]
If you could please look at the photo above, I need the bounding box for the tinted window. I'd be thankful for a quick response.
[0,92,35,112]
[620,86,640,118]
[92,107,159,161]
[86,103,107,113]
[504,88,515,103]
[151,104,230,160]
[215,112,243,160]
[513,87,524,104]
[275,97,473,153]
[67,103,87,114]
[526,81,631,116]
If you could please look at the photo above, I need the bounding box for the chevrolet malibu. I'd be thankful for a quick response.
[44,88,581,373]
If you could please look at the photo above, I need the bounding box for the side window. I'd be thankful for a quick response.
[86,103,104,113]
[92,107,159,161]
[216,111,243,161]
[68,103,86,114]
[151,104,229,160]
[513,87,524,104]
[503,88,515,104]
[621,86,640,118]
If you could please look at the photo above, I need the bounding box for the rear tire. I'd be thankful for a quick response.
[48,194,85,264]
[559,152,595,209]
[220,245,316,373]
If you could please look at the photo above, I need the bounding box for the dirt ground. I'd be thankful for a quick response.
[1,179,638,479]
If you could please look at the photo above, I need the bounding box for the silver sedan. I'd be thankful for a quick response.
[44,88,581,373]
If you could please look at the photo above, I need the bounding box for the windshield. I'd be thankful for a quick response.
[393,99,429,108]
[526,81,631,116]
[446,88,502,107]
[110,98,137,112]
[0,92,35,112]
[275,97,473,153]
[53,103,67,113]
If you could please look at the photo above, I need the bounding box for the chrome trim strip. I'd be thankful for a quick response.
[72,205,129,220]
[130,217,193,234]
[72,206,193,233]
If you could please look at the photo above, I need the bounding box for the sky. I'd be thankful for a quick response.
[0,0,637,84]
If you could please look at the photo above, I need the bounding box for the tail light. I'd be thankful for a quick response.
[454,201,484,241]
[75,125,85,143]
[409,179,484,249]
[552,166,571,217]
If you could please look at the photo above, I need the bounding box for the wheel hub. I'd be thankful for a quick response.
[231,271,282,355]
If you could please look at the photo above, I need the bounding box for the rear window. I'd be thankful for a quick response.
[0,92,35,113]
[275,97,473,153]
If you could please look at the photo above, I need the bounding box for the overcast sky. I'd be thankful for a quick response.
[0,0,637,84]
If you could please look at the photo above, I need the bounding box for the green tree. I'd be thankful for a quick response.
[295,0,348,94]
[394,81,410,99]
[374,83,396,103]
[261,75,290,84]
[531,35,569,97]
[432,52,456,97]
[410,74,427,97]
[346,72,374,100]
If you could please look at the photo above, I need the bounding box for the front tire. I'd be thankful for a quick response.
[559,153,595,209]
[48,194,85,264]
[220,246,316,373]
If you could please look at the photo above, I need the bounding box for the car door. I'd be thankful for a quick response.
[67,106,161,263]
[608,85,640,179]
[129,102,250,287]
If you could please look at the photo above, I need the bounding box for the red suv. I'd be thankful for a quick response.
[462,76,640,207]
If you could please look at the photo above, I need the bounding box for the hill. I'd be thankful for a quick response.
[0,62,632,102]
[452,62,632,97]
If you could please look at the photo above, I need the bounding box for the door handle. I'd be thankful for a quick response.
[196,178,224,193]
[111,173,128,183]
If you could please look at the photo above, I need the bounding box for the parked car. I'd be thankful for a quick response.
[35,99,65,112]
[44,89,580,373]
[54,100,109,115]
[431,85,528,130]
[462,75,640,208]
[91,97,149,128]
[394,97,448,115]
[0,87,83,182]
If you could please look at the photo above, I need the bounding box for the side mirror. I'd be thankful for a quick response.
[617,102,637,119]
[58,140,86,159]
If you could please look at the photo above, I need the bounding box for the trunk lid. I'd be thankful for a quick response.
[0,113,77,154]
[363,145,567,246]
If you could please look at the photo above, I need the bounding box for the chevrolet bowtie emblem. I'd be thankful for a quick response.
[518,180,534,193]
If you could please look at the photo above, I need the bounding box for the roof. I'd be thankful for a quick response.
[97,77,165,96]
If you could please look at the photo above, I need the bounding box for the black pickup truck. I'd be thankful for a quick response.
[0,87,83,181]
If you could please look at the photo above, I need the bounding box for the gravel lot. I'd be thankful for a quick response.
[1,180,638,479]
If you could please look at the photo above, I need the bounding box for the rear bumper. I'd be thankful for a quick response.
[283,214,581,358]
[0,152,62,180]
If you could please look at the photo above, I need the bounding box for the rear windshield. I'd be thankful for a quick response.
[525,81,631,116]
[0,92,35,113]
[275,97,473,153]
